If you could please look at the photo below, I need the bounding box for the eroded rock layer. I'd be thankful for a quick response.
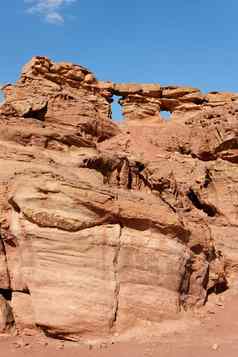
[0,56,237,341]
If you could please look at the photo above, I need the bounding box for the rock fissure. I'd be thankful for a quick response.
[179,255,193,308]
[0,237,11,288]
[187,189,218,217]
[110,225,122,330]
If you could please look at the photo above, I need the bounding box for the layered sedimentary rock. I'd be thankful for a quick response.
[0,56,237,340]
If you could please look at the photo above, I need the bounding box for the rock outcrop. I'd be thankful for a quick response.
[0,56,237,341]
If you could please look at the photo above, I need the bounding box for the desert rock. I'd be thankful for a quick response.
[0,56,237,341]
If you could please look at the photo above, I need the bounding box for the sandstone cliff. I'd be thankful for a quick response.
[0,56,237,341]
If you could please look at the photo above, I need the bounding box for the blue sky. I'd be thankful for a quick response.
[0,1,238,118]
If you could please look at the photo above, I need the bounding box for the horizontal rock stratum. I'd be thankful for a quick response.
[0,56,237,341]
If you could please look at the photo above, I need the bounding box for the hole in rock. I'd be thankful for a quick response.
[191,244,203,255]
[207,281,228,297]
[0,92,4,104]
[160,110,172,120]
[111,96,123,122]
[23,104,48,121]
[187,189,217,217]
[0,289,12,301]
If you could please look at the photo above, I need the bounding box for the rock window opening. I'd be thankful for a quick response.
[160,110,172,121]
[111,96,123,122]
[0,91,4,105]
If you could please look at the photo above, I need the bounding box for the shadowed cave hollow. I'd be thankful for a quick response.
[0,289,12,301]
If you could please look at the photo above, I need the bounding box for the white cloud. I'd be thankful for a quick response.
[25,0,76,24]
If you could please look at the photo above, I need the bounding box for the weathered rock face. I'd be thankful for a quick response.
[0,296,14,333]
[0,56,237,341]
[0,56,119,148]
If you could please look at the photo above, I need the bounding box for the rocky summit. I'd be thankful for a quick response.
[0,56,237,342]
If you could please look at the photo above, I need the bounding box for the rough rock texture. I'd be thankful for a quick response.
[0,295,14,332]
[0,56,237,341]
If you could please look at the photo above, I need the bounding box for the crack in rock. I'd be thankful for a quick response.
[110,225,122,330]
